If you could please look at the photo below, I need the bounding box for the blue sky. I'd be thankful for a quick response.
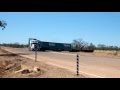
[0,12,120,46]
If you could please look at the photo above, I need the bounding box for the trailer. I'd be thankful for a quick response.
[38,41,71,51]
[29,38,72,51]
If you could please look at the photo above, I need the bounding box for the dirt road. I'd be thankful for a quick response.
[0,48,86,78]
[2,47,120,78]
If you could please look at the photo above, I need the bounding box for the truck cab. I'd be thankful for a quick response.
[30,40,38,51]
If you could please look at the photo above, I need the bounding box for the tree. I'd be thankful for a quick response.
[88,43,96,50]
[0,20,7,30]
[0,20,7,49]
[72,40,80,51]
[97,44,106,50]
[77,39,86,50]
[72,38,89,51]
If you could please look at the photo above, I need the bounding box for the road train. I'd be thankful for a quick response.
[28,38,94,52]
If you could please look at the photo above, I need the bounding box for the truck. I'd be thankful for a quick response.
[28,38,72,52]
[28,38,94,52]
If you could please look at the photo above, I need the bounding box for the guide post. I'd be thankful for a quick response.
[76,54,79,76]
[35,43,37,62]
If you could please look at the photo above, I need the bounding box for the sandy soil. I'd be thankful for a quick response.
[0,48,86,78]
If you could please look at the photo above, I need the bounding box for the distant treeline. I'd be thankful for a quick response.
[0,42,120,51]
[95,44,120,51]
[86,43,120,51]
[72,39,120,51]
[0,43,28,48]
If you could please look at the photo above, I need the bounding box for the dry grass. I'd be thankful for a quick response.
[93,50,120,58]
[76,50,120,59]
